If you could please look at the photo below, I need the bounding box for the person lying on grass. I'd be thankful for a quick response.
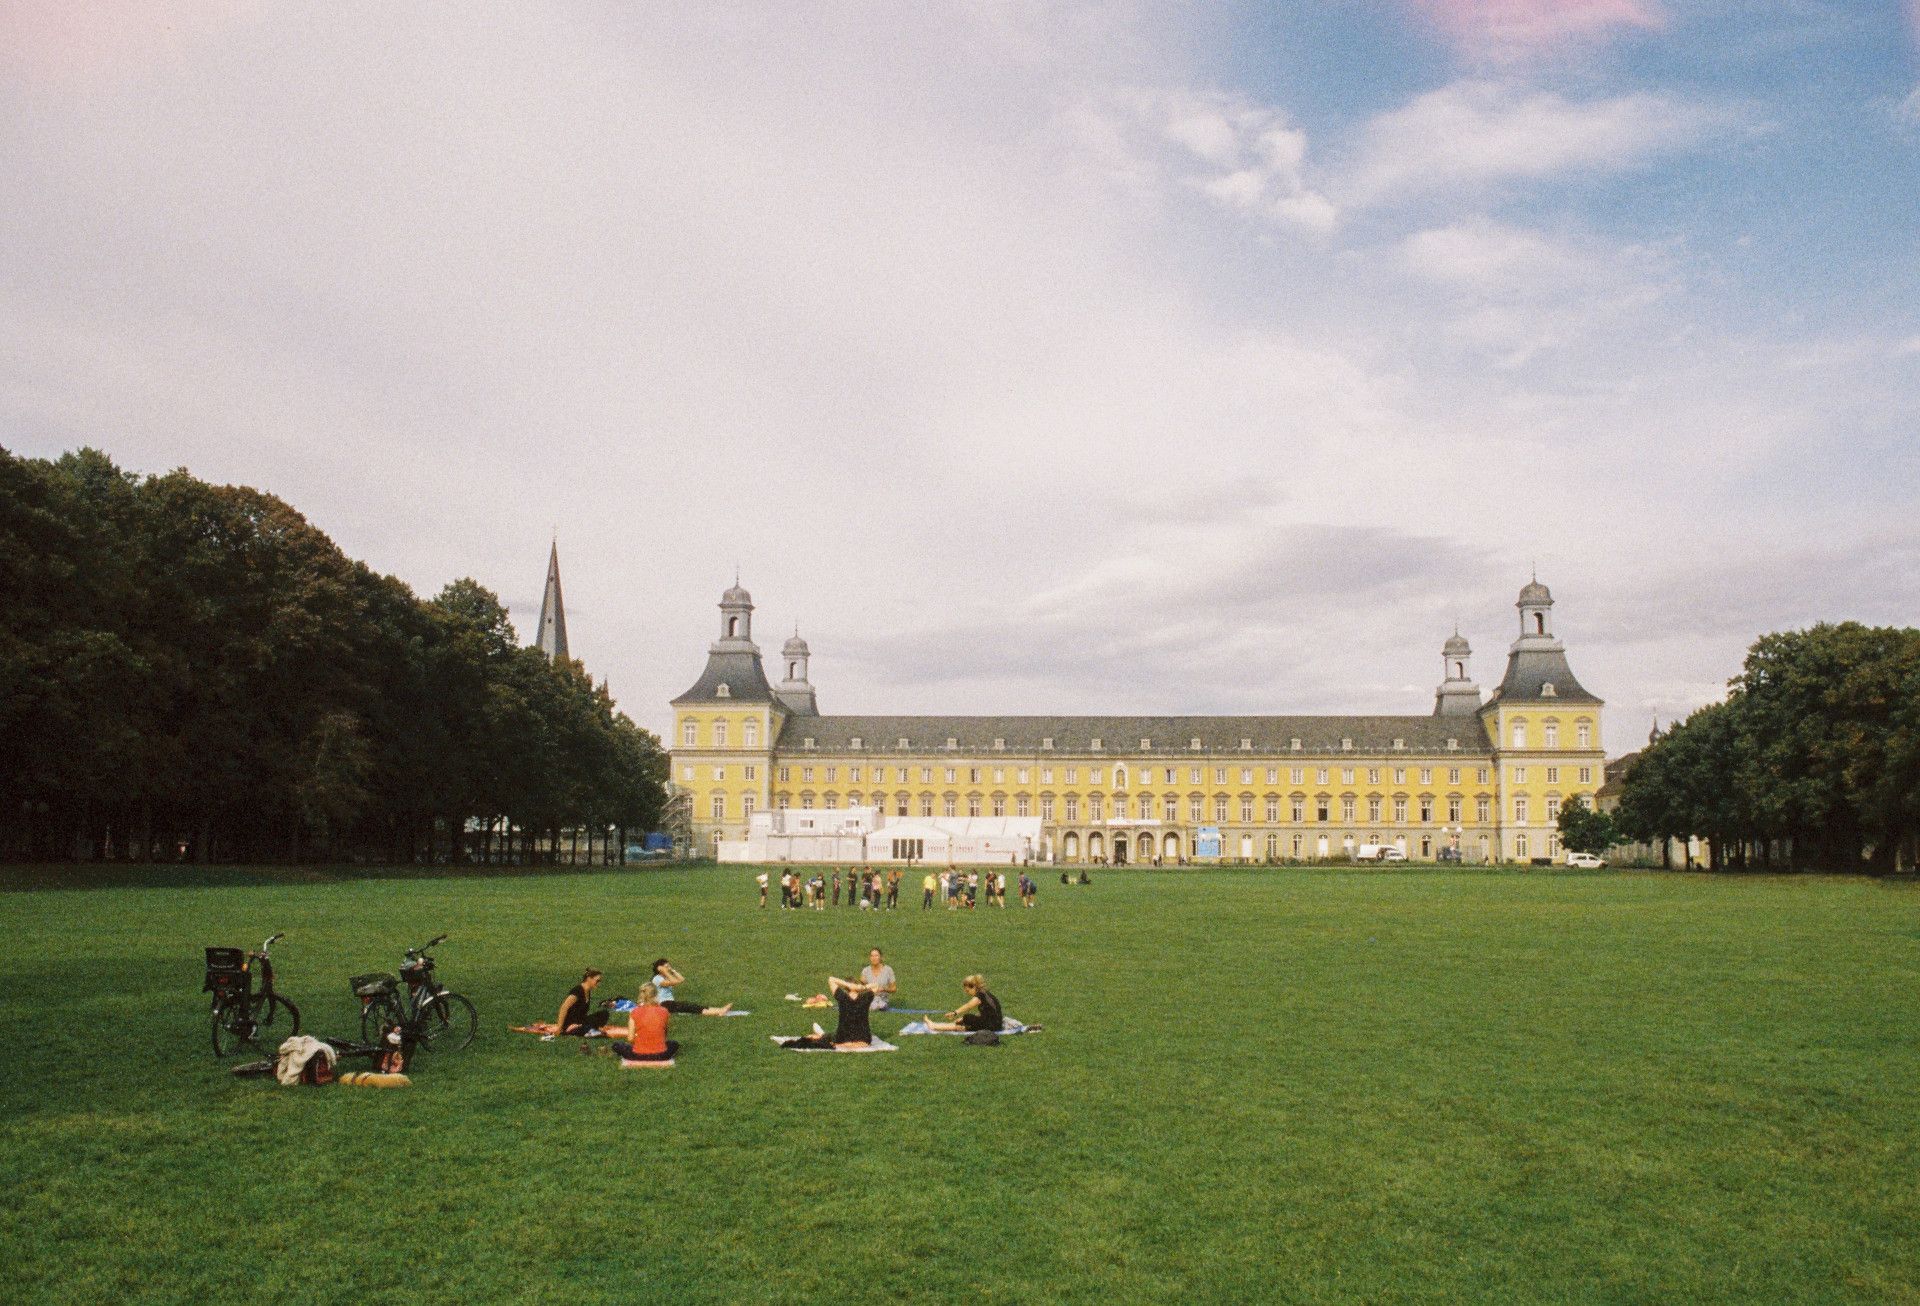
[778,976,877,1049]
[650,958,734,1017]
[609,984,678,1064]
[924,974,1004,1033]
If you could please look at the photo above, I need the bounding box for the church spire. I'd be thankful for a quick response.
[537,539,569,662]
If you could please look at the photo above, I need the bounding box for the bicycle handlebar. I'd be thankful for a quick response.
[405,934,449,957]
[260,932,285,952]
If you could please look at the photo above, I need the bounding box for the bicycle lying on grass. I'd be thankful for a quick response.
[351,934,477,1054]
[205,932,301,1056]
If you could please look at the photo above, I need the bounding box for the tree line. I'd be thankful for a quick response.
[1599,623,1920,872]
[1,446,668,864]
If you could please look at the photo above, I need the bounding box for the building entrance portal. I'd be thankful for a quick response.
[1113,837,1128,866]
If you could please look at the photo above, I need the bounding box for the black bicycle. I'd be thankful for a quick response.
[351,934,477,1054]
[205,932,302,1057]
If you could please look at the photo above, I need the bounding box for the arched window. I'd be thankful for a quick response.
[727,616,740,637]
[1453,660,1465,679]
[1063,831,1080,861]
[1113,766,1128,790]
[787,660,798,679]
[1534,613,1545,634]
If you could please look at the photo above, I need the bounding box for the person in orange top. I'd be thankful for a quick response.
[613,984,678,1063]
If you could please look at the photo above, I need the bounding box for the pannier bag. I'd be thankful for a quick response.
[204,947,248,996]
[350,973,398,1000]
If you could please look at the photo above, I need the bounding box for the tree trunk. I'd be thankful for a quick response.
[618,825,626,866]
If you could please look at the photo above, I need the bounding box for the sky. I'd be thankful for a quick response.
[3,1,1918,754]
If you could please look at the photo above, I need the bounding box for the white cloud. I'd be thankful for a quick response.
[1405,0,1667,64]
[1401,220,1607,291]
[1112,88,1338,232]
[1340,79,1730,205]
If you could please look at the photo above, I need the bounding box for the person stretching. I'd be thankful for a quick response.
[555,968,610,1036]
[778,976,877,1049]
[859,948,897,1011]
[925,974,1004,1033]
[611,984,678,1063]
[649,959,734,1017]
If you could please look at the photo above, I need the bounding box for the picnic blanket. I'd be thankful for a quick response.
[896,1019,1034,1036]
[769,1035,899,1053]
[617,1056,675,1069]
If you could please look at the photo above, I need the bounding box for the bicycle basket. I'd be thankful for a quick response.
[204,947,248,994]
[400,959,432,985]
[350,972,399,999]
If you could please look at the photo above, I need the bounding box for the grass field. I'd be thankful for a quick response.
[3,864,1917,1304]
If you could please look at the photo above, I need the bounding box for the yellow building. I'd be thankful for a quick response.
[670,579,1602,865]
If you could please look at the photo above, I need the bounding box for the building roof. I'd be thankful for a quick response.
[672,649,776,705]
[1487,647,1601,705]
[1596,750,1641,801]
[772,714,1492,755]
[1519,579,1552,605]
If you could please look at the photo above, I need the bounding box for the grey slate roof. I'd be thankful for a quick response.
[773,714,1492,755]
[1488,648,1600,705]
[672,650,776,705]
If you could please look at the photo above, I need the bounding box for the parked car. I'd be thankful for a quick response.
[1357,844,1407,862]
[1564,851,1606,869]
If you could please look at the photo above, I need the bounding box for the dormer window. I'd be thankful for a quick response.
[1290,738,1302,751]
[1341,738,1353,751]
[993,738,1005,751]
[897,737,909,749]
[1041,737,1053,750]
[1189,738,1202,751]
[1393,738,1404,750]
[1240,738,1252,750]
[715,683,730,698]
[946,737,958,751]
[850,736,863,750]
[1541,682,1557,697]
[803,737,815,750]
[1090,737,1103,751]
[1447,738,1459,750]
[1140,738,1151,751]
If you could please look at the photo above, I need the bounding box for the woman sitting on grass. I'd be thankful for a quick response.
[610,984,678,1064]
[778,976,877,1049]
[650,958,734,1017]
[925,974,1004,1033]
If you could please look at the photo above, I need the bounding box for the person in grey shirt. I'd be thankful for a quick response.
[859,948,897,1011]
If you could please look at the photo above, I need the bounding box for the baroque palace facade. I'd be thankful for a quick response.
[669,579,1603,865]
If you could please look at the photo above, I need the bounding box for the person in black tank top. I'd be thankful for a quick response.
[777,976,876,1049]
[555,969,608,1035]
[926,974,1004,1032]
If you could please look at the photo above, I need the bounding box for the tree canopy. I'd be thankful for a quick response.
[0,445,667,863]
[1614,623,1920,871]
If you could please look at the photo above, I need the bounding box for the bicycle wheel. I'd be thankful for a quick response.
[361,995,403,1045]
[250,993,301,1045]
[416,991,477,1052]
[211,999,252,1057]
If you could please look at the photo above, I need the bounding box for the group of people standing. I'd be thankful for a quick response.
[762,867,902,910]
[926,868,1035,910]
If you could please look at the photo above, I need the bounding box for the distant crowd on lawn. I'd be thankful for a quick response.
[758,866,1070,911]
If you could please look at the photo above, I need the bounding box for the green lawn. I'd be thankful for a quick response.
[2,865,1917,1304]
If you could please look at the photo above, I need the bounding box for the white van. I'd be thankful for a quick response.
[1356,844,1407,862]
[1564,851,1606,869]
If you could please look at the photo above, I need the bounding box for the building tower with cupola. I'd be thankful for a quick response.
[1434,630,1481,716]
[1477,577,1605,863]
[669,574,1604,865]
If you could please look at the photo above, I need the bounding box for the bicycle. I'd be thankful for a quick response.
[351,934,477,1054]
[204,932,302,1057]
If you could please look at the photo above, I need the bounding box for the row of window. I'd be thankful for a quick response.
[755,792,1508,825]
[768,763,1507,788]
[686,761,1596,790]
[796,733,1475,754]
[684,719,761,748]
[1509,720,1593,749]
